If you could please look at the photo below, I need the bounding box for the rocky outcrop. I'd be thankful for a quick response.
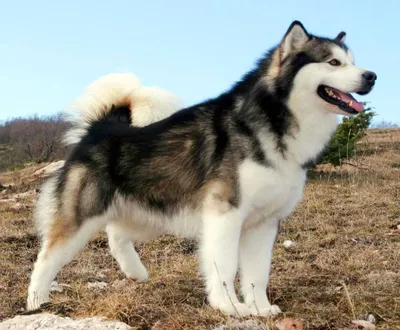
[0,313,131,330]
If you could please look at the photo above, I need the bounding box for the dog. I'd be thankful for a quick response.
[27,21,376,316]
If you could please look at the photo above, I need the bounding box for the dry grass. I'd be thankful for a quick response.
[0,129,399,329]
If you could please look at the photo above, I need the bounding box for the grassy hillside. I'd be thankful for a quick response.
[0,129,399,329]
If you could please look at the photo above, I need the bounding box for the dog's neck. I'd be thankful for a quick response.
[207,47,339,168]
[234,82,338,169]
[285,101,339,167]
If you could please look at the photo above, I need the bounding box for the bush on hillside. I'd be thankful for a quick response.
[321,107,375,166]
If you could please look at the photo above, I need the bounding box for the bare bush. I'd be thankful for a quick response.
[0,113,70,171]
[0,123,11,144]
[371,120,399,129]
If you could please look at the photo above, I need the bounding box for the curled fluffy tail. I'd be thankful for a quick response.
[63,73,183,145]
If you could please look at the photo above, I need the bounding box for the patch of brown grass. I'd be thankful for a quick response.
[1,129,399,329]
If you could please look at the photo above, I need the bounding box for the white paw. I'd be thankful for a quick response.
[252,304,282,316]
[215,302,252,317]
[126,265,149,283]
[26,292,50,311]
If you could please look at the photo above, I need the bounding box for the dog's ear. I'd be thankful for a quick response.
[335,31,346,44]
[280,21,310,61]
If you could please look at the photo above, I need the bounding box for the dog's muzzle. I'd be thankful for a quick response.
[357,71,377,95]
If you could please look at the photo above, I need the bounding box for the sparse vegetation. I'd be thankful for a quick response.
[0,129,399,329]
[371,120,399,129]
[0,114,69,172]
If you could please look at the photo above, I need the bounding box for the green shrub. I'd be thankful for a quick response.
[321,107,375,166]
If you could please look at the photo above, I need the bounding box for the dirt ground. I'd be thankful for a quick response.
[0,129,399,329]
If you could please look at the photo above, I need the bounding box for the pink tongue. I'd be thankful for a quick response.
[334,89,364,112]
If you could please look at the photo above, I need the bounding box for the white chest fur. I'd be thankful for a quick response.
[239,160,306,228]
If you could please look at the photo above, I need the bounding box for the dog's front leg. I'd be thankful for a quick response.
[239,218,282,316]
[199,207,251,317]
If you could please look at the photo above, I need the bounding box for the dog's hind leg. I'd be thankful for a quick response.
[27,166,107,310]
[106,223,148,282]
[27,217,106,310]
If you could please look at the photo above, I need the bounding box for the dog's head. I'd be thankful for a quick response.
[267,21,376,116]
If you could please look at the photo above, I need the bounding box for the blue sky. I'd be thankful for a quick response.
[0,0,398,124]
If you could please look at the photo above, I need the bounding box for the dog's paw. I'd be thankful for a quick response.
[251,304,282,316]
[127,271,148,283]
[216,302,253,317]
[125,265,149,283]
[26,293,50,311]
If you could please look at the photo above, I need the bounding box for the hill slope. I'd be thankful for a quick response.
[1,129,399,329]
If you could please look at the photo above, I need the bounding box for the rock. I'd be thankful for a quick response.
[276,318,306,330]
[214,320,265,330]
[49,281,63,293]
[351,319,376,329]
[0,313,131,330]
[33,161,65,177]
[87,281,108,290]
[367,314,376,324]
[283,240,296,249]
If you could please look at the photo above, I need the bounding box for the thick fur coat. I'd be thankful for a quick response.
[27,21,376,316]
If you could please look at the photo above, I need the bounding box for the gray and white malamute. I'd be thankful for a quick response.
[27,21,376,316]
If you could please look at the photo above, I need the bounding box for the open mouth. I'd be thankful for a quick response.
[317,85,364,115]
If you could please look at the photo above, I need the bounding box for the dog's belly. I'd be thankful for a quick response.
[110,160,306,240]
[110,196,202,240]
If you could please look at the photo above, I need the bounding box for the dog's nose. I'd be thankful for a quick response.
[362,71,377,83]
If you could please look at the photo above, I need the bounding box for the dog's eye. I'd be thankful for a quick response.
[328,59,341,66]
